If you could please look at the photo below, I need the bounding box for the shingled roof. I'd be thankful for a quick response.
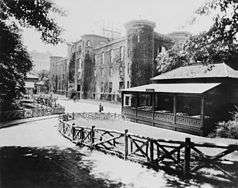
[123,83,221,94]
[151,63,238,81]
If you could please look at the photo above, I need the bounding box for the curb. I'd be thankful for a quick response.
[0,114,59,129]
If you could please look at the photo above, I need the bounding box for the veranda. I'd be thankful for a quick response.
[121,83,220,136]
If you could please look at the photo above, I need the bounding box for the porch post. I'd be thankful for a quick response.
[173,95,177,124]
[121,91,124,114]
[136,92,139,121]
[201,95,205,135]
[152,92,155,126]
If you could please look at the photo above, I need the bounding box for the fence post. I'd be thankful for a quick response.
[184,137,191,175]
[80,128,85,143]
[91,126,95,145]
[22,109,25,119]
[130,139,133,153]
[150,139,154,162]
[157,143,160,158]
[66,113,69,121]
[72,123,75,141]
[124,129,129,160]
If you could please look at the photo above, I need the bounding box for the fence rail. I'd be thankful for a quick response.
[0,106,65,122]
[58,113,238,180]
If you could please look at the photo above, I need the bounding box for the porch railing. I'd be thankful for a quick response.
[154,111,174,123]
[176,115,202,127]
[122,107,202,128]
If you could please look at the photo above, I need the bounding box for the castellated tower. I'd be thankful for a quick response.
[125,20,156,87]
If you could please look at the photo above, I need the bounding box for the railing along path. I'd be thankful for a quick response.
[58,113,238,180]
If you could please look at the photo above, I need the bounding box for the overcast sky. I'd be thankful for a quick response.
[23,0,212,57]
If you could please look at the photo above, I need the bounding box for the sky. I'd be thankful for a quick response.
[22,0,212,57]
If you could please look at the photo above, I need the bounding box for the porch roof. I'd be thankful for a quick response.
[122,83,221,94]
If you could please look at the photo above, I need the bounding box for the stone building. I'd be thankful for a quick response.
[94,37,127,101]
[94,20,176,102]
[49,56,68,93]
[67,34,109,98]
[49,19,190,101]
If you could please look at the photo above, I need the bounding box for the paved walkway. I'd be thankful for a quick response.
[0,115,59,129]
[0,118,124,187]
[1,110,237,187]
[0,117,212,188]
[57,96,121,114]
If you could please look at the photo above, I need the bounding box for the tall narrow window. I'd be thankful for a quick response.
[127,63,130,75]
[109,67,112,76]
[120,46,124,60]
[102,52,105,64]
[125,96,130,106]
[110,50,112,63]
[137,35,140,43]
[119,81,124,89]
[109,82,112,93]
[101,82,104,92]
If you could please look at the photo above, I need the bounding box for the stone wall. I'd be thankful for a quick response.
[125,20,156,87]
[94,38,127,101]
[49,56,68,92]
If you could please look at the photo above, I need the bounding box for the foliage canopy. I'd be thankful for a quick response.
[0,0,64,109]
[156,0,238,74]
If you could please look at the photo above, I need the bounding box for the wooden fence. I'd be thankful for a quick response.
[0,107,65,122]
[58,114,238,179]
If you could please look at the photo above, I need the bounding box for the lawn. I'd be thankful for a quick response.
[70,113,238,148]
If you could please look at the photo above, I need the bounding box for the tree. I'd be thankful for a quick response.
[0,0,64,110]
[193,0,238,64]
[156,41,188,74]
[38,69,50,93]
[38,69,49,81]
[68,53,76,84]
[156,0,238,74]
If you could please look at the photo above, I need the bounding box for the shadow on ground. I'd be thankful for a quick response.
[0,146,123,188]
[145,159,238,188]
[1,146,238,188]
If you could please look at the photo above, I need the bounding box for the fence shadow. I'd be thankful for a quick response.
[0,146,124,188]
[59,113,238,187]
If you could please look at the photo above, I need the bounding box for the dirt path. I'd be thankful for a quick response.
[1,117,238,187]
[56,96,121,114]
[0,146,123,188]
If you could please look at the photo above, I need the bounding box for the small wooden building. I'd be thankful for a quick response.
[121,63,238,136]
[24,73,39,96]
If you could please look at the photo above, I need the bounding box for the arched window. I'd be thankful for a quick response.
[120,46,124,60]
[86,40,91,47]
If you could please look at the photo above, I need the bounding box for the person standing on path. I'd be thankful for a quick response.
[99,103,104,112]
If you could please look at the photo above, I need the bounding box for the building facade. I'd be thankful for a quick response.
[93,20,175,102]
[49,19,189,101]
[94,38,127,101]
[49,56,68,93]
[67,34,109,98]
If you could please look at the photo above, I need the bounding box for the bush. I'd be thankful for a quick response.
[208,105,238,139]
[215,120,238,139]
